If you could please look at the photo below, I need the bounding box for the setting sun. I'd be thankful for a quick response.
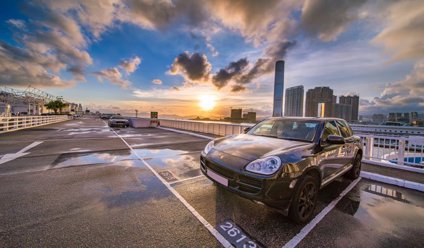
[198,95,217,111]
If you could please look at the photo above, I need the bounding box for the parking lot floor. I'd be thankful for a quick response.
[0,118,423,247]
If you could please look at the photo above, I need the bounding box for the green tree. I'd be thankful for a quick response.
[44,100,68,114]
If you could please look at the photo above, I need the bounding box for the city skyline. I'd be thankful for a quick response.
[0,1,423,118]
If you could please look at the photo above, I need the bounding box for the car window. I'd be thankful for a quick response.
[321,121,340,141]
[248,119,319,142]
[336,120,353,138]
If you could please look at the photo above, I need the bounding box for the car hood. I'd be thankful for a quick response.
[213,134,311,162]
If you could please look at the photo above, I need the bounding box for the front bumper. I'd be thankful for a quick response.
[109,121,129,127]
[200,154,295,212]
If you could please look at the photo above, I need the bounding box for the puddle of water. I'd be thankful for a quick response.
[144,153,201,179]
[64,127,111,135]
[133,148,199,159]
[337,181,424,238]
[53,150,138,168]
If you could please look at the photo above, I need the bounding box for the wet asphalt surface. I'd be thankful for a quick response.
[0,118,423,247]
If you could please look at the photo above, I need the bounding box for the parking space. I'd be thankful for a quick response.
[1,118,423,247]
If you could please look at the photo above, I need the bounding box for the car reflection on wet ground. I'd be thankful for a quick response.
[0,118,423,247]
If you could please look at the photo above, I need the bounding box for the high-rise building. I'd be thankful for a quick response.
[284,85,304,117]
[334,103,352,122]
[243,112,256,122]
[339,95,359,121]
[230,108,242,119]
[305,87,335,117]
[273,60,284,117]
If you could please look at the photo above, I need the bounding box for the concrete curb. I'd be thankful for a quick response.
[363,159,424,174]
[361,171,424,192]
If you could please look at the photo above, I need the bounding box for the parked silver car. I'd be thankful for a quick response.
[108,115,129,128]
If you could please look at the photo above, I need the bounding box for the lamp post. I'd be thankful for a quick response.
[135,110,138,118]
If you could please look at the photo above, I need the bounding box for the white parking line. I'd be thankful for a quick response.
[109,128,232,248]
[169,175,205,186]
[282,177,361,248]
[0,141,43,165]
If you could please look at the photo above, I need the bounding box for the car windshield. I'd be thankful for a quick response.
[110,116,122,119]
[248,119,319,142]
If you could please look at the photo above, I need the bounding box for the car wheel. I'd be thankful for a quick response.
[345,153,362,179]
[289,175,319,223]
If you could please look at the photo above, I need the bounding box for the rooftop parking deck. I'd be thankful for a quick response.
[1,118,423,247]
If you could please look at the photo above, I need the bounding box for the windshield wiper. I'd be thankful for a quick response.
[279,137,310,142]
[252,134,277,138]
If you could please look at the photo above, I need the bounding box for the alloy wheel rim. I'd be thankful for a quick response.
[298,182,317,219]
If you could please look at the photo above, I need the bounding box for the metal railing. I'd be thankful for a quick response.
[159,118,424,172]
[0,115,69,134]
[350,124,424,137]
[360,135,424,170]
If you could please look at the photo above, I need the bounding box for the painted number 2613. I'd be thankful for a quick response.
[219,221,259,248]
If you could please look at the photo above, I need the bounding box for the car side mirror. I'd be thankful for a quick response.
[326,135,345,145]
[243,127,251,133]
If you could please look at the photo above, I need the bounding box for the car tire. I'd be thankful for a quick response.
[345,153,362,179]
[289,175,319,223]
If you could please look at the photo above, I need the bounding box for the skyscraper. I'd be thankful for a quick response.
[231,108,242,119]
[339,95,359,121]
[305,87,335,117]
[272,60,284,117]
[334,103,352,121]
[284,85,304,117]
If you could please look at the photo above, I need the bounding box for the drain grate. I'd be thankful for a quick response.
[158,170,178,182]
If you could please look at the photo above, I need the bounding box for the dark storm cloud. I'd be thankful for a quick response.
[231,85,246,92]
[212,58,249,89]
[301,0,368,41]
[231,40,296,89]
[169,52,212,82]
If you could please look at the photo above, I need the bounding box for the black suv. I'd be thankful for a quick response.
[200,117,362,223]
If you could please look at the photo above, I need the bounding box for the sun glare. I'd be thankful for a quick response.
[198,95,217,111]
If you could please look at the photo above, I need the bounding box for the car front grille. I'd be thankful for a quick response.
[201,156,263,194]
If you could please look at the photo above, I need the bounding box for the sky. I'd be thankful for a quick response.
[0,0,423,118]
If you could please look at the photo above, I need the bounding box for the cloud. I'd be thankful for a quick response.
[120,56,141,74]
[0,41,71,87]
[301,0,367,41]
[227,40,296,90]
[93,67,130,89]
[93,55,141,88]
[206,0,299,45]
[372,1,424,61]
[0,1,95,87]
[231,85,246,92]
[7,19,25,29]
[169,52,212,82]
[212,58,248,89]
[152,79,162,85]
[360,60,424,113]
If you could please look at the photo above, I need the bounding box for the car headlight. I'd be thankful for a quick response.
[203,140,214,154]
[245,156,282,175]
